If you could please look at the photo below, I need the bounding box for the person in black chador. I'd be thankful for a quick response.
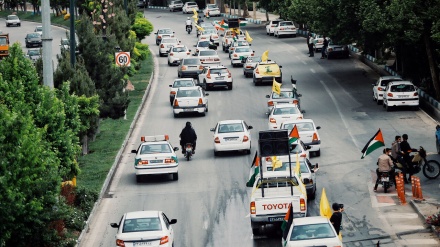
[179,122,197,154]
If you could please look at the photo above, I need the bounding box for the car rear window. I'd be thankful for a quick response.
[177,89,201,97]
[235,47,251,53]
[272,91,294,99]
[273,107,300,115]
[390,84,416,92]
[173,47,186,52]
[173,80,194,87]
[200,50,216,56]
[380,78,402,87]
[280,21,294,26]
[188,2,197,6]
[272,21,280,25]
[218,123,243,133]
[140,144,171,154]
[209,68,228,74]
[162,38,178,43]
[290,222,336,241]
[282,122,314,132]
[122,217,162,233]
[257,177,299,188]
[183,59,200,65]
[159,29,172,34]
[267,161,309,173]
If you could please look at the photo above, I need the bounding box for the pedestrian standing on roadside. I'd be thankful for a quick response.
[330,203,343,235]
[308,34,315,57]
[321,35,328,59]
[306,32,311,54]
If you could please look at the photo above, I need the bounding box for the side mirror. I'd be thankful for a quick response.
[248,126,253,130]
[131,150,137,154]
[210,128,215,132]
[301,110,306,114]
[205,93,209,96]
[306,145,312,150]
[173,147,179,151]
[169,85,172,87]
[303,178,310,184]
[193,45,197,47]
[110,223,119,228]
[314,163,319,172]
[189,49,191,52]
[154,32,158,34]
[169,219,177,224]
[279,65,283,68]
[316,126,321,130]
[266,95,270,98]
[249,44,252,46]
[220,34,224,37]
[298,94,302,97]
[291,76,297,84]
[265,112,269,115]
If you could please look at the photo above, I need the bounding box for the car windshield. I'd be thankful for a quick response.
[188,2,197,6]
[172,46,187,52]
[380,78,402,87]
[207,4,217,8]
[390,84,416,92]
[27,33,40,38]
[272,91,294,99]
[173,80,194,88]
[174,1,182,3]
[140,144,172,154]
[61,39,69,45]
[289,223,336,241]
[280,21,294,26]
[235,47,251,53]
[162,39,178,44]
[247,56,261,62]
[182,59,200,65]
[218,123,243,133]
[267,161,309,173]
[272,20,281,25]
[282,122,314,132]
[158,29,172,34]
[273,107,300,115]
[0,37,7,45]
[257,177,299,188]
[35,27,43,31]
[177,89,201,97]
[203,30,216,34]
[199,50,216,56]
[198,41,210,47]
[28,50,40,56]
[209,68,228,74]
[122,217,162,233]
[8,15,19,20]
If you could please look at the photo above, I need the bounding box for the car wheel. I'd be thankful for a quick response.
[277,33,281,38]
[327,54,332,59]
[413,106,419,111]
[377,99,382,105]
[266,30,269,35]
[315,149,321,157]
[436,138,440,154]
[168,61,171,66]
[172,173,179,181]
[386,104,392,112]
[201,111,206,116]
[228,84,232,90]
[136,175,142,183]
[18,24,21,27]
[174,113,178,118]
[177,72,181,78]
[26,44,29,48]
[246,149,251,154]
[252,227,260,236]
[214,150,219,156]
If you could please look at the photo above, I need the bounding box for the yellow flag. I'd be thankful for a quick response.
[295,153,301,178]
[192,9,198,16]
[245,30,253,43]
[272,156,282,170]
[262,50,269,62]
[272,78,281,95]
[320,188,333,219]
[195,24,204,32]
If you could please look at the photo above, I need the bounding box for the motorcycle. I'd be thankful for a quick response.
[394,146,440,179]
[378,171,392,193]
[184,143,194,161]
[186,25,192,34]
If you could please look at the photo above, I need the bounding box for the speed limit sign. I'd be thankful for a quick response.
[115,52,131,67]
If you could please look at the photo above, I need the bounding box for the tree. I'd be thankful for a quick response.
[131,12,154,40]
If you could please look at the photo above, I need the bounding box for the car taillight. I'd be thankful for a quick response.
[158,35,162,39]
[138,160,149,165]
[312,133,318,142]
[198,98,203,105]
[251,53,254,56]
[300,153,306,157]
[387,93,393,97]
[293,100,299,104]
[160,236,169,245]
[378,87,383,91]
[227,71,231,78]
[213,35,218,38]
[328,48,333,52]
[181,65,187,71]
[414,92,418,96]
[255,68,259,74]
[268,101,274,106]
[174,99,179,107]
[206,70,211,79]
[214,137,220,143]
[160,44,164,48]
[187,52,191,55]
[116,239,125,247]
[297,116,303,120]
[269,118,276,123]
[300,198,306,211]
[243,135,249,142]
[246,65,252,69]
[231,47,235,50]
[171,91,176,95]
[214,58,220,61]
[165,158,175,163]
[250,201,256,214]
[233,54,238,57]
[199,65,204,70]
[266,157,272,161]
[280,28,284,30]
[169,53,174,56]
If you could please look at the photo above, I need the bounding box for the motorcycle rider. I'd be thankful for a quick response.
[185,17,192,32]
[179,121,197,154]
[374,148,395,192]
[400,134,416,182]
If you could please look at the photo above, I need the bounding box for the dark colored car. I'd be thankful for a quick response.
[25,33,42,48]
[325,41,349,59]
[436,125,440,154]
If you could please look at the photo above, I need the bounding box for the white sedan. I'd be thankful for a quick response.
[110,210,177,247]
[230,47,254,67]
[167,44,191,66]
[172,86,208,117]
[274,21,297,38]
[196,50,221,66]
[203,4,220,17]
[280,119,321,156]
[169,78,196,105]
[267,104,304,129]
[210,120,253,156]
[282,216,342,247]
[198,29,220,46]
[159,38,179,57]
[372,76,402,104]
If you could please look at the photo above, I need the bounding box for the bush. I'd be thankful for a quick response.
[427,211,440,226]
[131,12,154,40]
[74,186,99,213]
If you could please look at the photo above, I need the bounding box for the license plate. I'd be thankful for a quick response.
[133,242,152,246]
[398,95,409,98]
[225,138,237,141]
[184,108,194,112]
[167,45,173,48]
[150,160,162,163]
[215,77,224,80]
[206,59,213,61]
[268,216,284,222]
[381,177,389,182]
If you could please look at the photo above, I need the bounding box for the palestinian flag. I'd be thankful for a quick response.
[288,124,300,144]
[246,152,260,187]
[361,129,385,159]
[281,202,293,240]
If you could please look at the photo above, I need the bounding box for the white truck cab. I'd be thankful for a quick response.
[220,29,245,52]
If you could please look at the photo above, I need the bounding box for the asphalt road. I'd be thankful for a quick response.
[9,10,437,247]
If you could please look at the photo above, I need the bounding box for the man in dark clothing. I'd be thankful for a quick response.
[321,36,328,59]
[180,122,197,154]
[400,134,415,182]
[330,203,343,235]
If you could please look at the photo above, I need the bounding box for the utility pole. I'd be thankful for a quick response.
[41,0,54,88]
[70,0,76,67]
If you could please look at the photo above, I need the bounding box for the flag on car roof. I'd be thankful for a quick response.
[281,202,293,240]
[360,129,385,159]
[272,78,281,95]
[245,30,253,43]
[262,50,269,62]
[246,151,260,187]
[319,188,332,219]
[295,153,301,178]
[288,124,300,144]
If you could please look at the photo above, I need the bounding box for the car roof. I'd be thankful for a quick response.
[125,211,160,220]
[273,103,299,109]
[177,86,200,91]
[293,216,329,225]
[218,120,243,124]
[174,78,194,82]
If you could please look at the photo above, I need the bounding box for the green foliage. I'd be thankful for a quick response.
[131,12,154,40]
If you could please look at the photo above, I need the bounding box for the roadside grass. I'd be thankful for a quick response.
[0,10,70,27]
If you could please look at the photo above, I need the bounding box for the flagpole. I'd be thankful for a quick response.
[260,155,264,198]
[288,146,293,196]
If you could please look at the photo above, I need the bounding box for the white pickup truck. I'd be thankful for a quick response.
[249,172,307,236]
[220,29,244,52]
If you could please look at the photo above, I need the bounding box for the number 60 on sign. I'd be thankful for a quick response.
[115,52,131,67]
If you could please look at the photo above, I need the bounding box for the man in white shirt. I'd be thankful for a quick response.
[185,17,192,32]
[308,34,315,57]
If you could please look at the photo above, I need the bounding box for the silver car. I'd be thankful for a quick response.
[6,15,21,27]
[243,56,261,78]
[178,58,203,78]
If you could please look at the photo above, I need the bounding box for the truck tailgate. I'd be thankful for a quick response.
[254,195,301,219]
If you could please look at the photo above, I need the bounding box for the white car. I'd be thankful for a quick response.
[178,58,203,78]
[167,44,191,66]
[168,0,183,11]
[130,135,179,182]
[267,104,304,129]
[243,56,261,78]
[198,65,233,90]
[210,120,253,156]
[265,19,283,36]
[280,119,321,156]
[228,39,250,57]
[203,4,220,17]
[192,40,211,55]
[34,26,43,36]
[274,21,297,38]
[6,15,21,27]
[155,28,175,45]
[158,38,179,57]
[266,84,302,112]
[282,216,342,247]
[372,76,403,104]
[182,2,199,14]
[230,47,254,67]
[198,29,219,45]
[169,78,196,105]
[111,210,177,247]
[172,86,208,117]
[383,80,419,111]
[196,50,221,66]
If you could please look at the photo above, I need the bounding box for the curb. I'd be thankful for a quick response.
[75,50,156,247]
[410,200,440,238]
